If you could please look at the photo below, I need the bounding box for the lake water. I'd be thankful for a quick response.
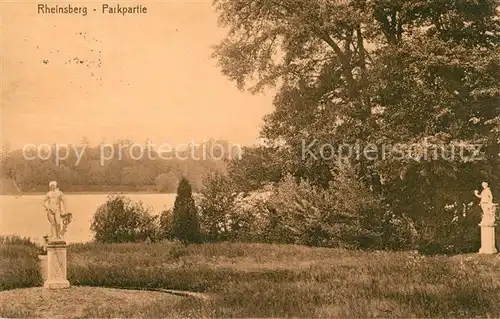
[0,194,177,244]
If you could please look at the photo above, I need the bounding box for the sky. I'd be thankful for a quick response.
[1,0,274,151]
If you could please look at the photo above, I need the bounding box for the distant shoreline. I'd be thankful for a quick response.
[0,178,179,196]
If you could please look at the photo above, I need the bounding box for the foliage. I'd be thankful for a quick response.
[213,0,500,253]
[171,178,201,244]
[227,145,285,192]
[416,202,500,255]
[255,165,388,248]
[197,171,257,242]
[90,194,160,243]
[0,236,42,291]
[195,162,417,249]
[158,208,174,240]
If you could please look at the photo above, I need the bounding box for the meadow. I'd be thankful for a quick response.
[2,237,500,318]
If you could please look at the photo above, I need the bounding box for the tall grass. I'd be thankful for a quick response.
[2,239,500,317]
[67,241,500,317]
[0,235,43,290]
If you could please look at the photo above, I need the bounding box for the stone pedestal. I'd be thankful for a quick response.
[478,223,497,254]
[44,240,70,289]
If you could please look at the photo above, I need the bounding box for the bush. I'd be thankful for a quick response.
[0,235,42,291]
[251,162,401,249]
[271,174,371,247]
[194,161,418,250]
[326,162,386,248]
[198,171,257,242]
[159,208,174,240]
[171,178,201,244]
[379,213,418,251]
[90,194,160,243]
[323,162,418,250]
[416,203,483,255]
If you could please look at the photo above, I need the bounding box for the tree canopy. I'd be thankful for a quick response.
[213,0,500,240]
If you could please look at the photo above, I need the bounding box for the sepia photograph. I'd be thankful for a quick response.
[1,0,500,317]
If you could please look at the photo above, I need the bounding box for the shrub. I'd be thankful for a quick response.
[198,171,257,242]
[174,160,419,250]
[252,162,398,249]
[416,203,483,255]
[256,175,327,246]
[171,178,201,244]
[159,208,174,240]
[327,162,385,248]
[379,213,419,251]
[0,235,42,290]
[251,174,343,246]
[90,194,159,243]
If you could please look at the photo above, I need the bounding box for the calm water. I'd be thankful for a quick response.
[0,194,176,244]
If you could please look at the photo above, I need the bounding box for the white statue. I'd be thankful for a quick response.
[474,182,495,225]
[41,181,72,241]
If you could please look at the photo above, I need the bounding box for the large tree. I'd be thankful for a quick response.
[213,0,500,251]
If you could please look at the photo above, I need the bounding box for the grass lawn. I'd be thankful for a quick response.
[0,286,184,318]
[2,240,500,317]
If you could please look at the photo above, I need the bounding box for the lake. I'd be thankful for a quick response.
[0,194,177,244]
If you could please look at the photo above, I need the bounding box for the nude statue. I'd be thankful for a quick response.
[41,181,72,240]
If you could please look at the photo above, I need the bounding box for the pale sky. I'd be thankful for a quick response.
[1,0,274,150]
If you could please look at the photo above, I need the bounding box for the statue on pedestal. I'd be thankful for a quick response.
[41,181,72,241]
[39,181,72,289]
[474,182,495,225]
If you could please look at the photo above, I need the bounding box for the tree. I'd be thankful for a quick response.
[198,171,240,241]
[158,208,174,240]
[227,145,285,192]
[171,177,201,244]
[213,0,500,252]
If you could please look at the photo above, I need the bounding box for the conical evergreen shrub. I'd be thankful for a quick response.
[171,177,201,244]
